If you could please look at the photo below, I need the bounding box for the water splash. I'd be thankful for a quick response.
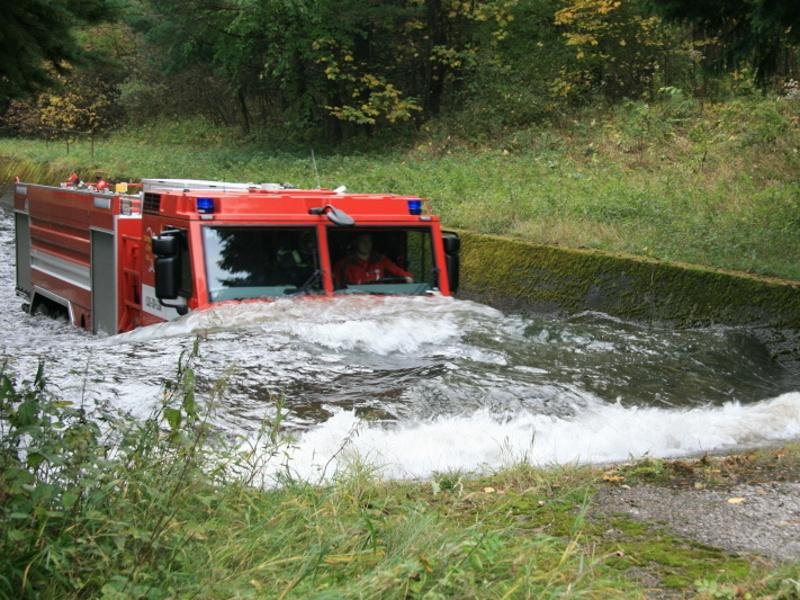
[267,392,800,482]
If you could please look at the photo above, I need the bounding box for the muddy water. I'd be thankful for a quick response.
[1,206,799,481]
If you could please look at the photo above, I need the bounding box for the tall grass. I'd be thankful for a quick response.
[0,156,64,186]
[3,345,800,598]
[1,96,799,279]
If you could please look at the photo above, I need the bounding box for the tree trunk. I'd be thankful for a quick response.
[238,88,251,135]
[424,0,446,116]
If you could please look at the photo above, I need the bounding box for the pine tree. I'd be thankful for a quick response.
[0,0,112,109]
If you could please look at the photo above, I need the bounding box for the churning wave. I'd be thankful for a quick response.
[261,392,800,482]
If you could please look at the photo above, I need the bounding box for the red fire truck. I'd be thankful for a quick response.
[13,177,460,334]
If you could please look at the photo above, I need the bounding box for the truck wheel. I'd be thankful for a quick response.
[30,295,69,322]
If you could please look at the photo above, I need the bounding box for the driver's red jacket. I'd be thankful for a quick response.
[334,254,411,285]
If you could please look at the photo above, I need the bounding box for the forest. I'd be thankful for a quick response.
[3,0,799,142]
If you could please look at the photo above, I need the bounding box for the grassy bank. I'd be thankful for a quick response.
[1,97,799,281]
[2,354,800,599]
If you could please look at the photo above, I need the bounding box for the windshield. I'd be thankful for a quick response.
[328,227,436,295]
[203,226,321,301]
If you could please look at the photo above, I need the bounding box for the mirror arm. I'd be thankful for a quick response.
[159,297,188,316]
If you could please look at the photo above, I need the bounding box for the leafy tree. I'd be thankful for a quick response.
[554,0,692,101]
[2,23,131,137]
[3,70,122,138]
[0,0,113,109]
[650,0,800,87]
[442,0,576,135]
[131,0,516,139]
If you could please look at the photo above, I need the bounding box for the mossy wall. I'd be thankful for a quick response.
[459,231,800,329]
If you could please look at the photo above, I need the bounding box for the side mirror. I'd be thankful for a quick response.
[445,254,460,294]
[152,235,178,257]
[155,256,180,299]
[442,231,460,294]
[443,233,460,254]
[152,233,182,302]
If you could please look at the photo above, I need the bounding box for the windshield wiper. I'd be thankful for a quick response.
[285,269,321,296]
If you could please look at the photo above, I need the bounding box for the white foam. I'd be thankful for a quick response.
[112,295,496,355]
[260,392,800,483]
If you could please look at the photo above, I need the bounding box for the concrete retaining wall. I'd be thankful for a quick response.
[458,231,800,330]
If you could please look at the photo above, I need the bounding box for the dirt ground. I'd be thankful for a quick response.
[591,448,800,562]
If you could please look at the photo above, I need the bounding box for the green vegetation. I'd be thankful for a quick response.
[653,0,800,87]
[4,0,800,139]
[3,95,800,281]
[3,353,800,599]
[0,1,114,107]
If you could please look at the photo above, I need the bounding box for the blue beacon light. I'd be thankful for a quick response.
[408,198,423,215]
[197,197,215,214]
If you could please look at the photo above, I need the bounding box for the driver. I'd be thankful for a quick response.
[334,234,413,285]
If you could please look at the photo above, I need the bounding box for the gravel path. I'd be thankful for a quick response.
[593,482,800,561]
